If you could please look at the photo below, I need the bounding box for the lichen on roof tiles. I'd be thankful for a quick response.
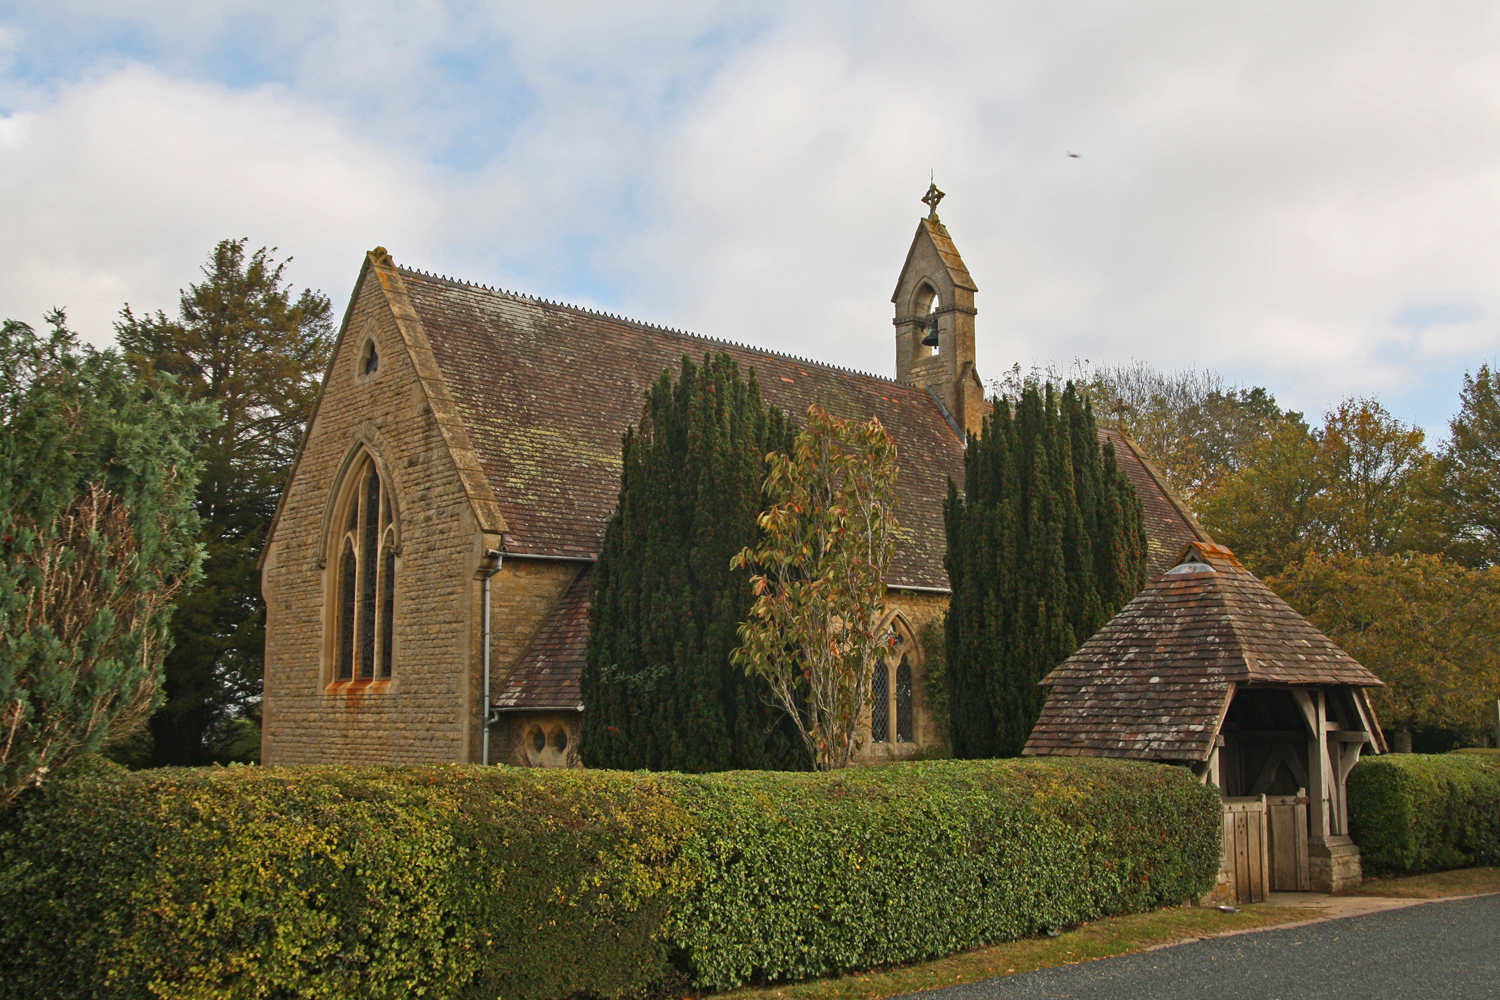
[398,267,1206,592]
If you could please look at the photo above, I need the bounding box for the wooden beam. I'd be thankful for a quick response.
[1293,688,1332,844]
[1230,730,1308,742]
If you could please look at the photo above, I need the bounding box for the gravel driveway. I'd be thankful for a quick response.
[894,893,1500,1000]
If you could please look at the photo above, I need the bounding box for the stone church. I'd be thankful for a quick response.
[259,197,1207,767]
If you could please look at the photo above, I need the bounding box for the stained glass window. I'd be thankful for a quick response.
[338,540,357,680]
[380,533,395,680]
[333,455,397,684]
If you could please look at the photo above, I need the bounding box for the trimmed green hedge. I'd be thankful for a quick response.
[669,760,1219,989]
[1347,748,1500,875]
[0,756,1219,999]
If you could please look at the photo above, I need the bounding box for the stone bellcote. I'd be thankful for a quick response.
[892,200,984,437]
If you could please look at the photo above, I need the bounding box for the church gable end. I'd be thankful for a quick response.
[261,252,505,766]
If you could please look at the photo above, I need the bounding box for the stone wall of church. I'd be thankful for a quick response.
[262,266,487,766]
[492,712,583,768]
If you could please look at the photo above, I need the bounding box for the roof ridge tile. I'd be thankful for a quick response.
[396,263,897,384]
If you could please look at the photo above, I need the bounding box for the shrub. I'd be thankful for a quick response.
[0,756,1220,999]
[0,315,211,808]
[669,757,1220,990]
[1347,748,1500,874]
[0,758,694,1000]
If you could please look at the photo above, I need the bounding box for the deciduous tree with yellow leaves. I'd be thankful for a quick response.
[732,404,899,771]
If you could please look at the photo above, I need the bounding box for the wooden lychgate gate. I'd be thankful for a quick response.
[1221,796,1269,903]
[1267,792,1310,891]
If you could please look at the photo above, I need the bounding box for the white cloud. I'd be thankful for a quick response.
[600,2,1500,433]
[6,1,1500,435]
[0,64,440,343]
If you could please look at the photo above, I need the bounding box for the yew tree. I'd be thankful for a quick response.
[0,313,209,809]
[944,382,1147,758]
[732,404,900,772]
[991,360,1289,505]
[580,354,804,772]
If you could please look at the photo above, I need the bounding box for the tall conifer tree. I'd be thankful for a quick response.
[945,383,1147,757]
[580,353,804,772]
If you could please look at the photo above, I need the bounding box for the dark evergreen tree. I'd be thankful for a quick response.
[116,239,333,765]
[944,382,1147,758]
[580,353,805,772]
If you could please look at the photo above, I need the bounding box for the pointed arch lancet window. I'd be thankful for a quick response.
[871,660,890,743]
[338,541,357,679]
[334,455,396,681]
[895,656,914,743]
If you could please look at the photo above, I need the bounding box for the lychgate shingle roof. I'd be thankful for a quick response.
[1023,541,1383,763]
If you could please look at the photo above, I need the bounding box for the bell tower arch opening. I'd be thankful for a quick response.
[912,283,940,357]
[891,183,983,436]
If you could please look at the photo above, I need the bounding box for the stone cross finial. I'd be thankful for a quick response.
[921,181,945,220]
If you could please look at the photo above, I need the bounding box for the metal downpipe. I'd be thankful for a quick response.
[480,547,504,766]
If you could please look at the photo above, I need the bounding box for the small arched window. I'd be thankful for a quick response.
[361,338,380,376]
[870,615,920,749]
[914,283,939,316]
[333,455,396,680]
[871,660,891,743]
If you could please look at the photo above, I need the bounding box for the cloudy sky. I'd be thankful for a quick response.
[4,1,1500,437]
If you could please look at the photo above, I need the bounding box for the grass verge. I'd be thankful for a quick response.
[1343,865,1500,899]
[706,904,1322,1000]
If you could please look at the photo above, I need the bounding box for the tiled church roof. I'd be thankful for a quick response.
[1102,429,1213,577]
[401,269,966,590]
[1023,542,1383,763]
[392,261,1213,715]
[493,567,591,711]
[398,268,1207,589]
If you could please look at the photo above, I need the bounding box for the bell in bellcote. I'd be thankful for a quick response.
[920,317,940,347]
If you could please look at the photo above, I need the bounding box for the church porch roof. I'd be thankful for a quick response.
[1023,541,1383,763]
